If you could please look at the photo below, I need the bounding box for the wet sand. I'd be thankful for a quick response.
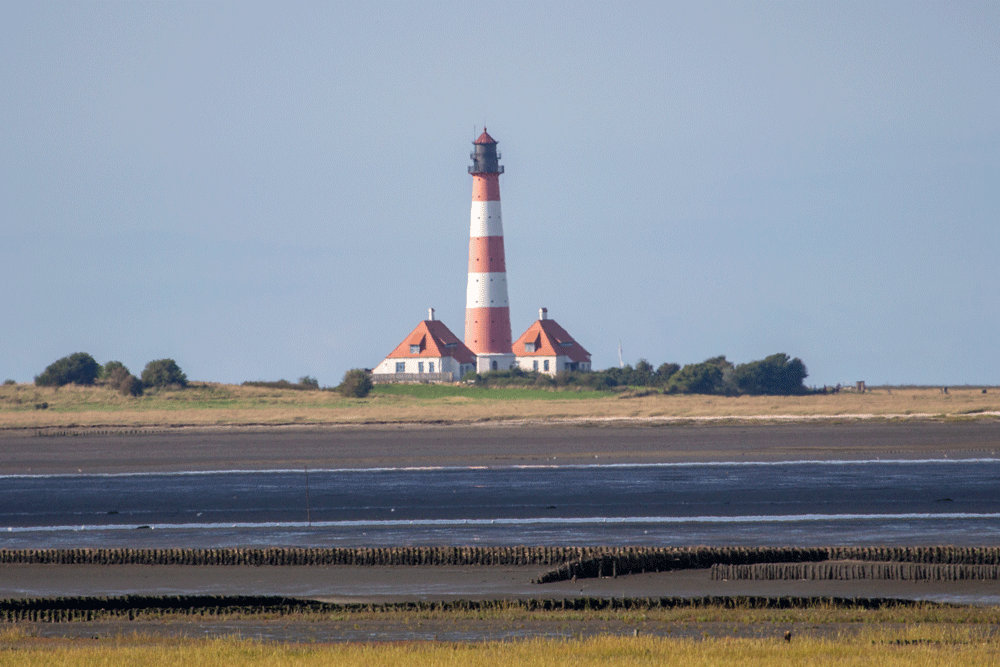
[2,420,999,474]
[2,563,998,605]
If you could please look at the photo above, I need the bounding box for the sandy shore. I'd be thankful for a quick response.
[1,420,998,474]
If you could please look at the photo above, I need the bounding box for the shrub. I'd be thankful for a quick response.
[141,359,188,389]
[666,356,734,395]
[243,379,297,389]
[584,373,618,390]
[118,374,144,396]
[34,352,100,387]
[732,353,808,395]
[102,361,131,386]
[339,368,373,398]
[656,363,680,383]
[243,378,321,391]
[102,361,143,396]
[101,360,126,379]
[533,373,556,389]
[3,379,15,386]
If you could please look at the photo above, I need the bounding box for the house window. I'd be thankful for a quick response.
[428,362,434,373]
[524,342,535,352]
[543,359,549,372]
[533,360,538,371]
[410,344,420,354]
[491,360,498,370]
[395,362,405,373]
[418,362,424,373]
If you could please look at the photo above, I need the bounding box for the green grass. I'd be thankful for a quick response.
[371,384,611,400]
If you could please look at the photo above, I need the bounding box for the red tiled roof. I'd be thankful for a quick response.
[512,318,591,363]
[386,319,477,364]
[473,128,497,145]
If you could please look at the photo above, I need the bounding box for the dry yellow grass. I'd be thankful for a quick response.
[0,382,997,430]
[0,626,997,666]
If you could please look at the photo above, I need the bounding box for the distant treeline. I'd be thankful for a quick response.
[32,353,187,397]
[467,353,810,396]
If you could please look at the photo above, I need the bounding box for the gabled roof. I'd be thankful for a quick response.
[473,128,497,145]
[513,318,591,363]
[386,319,476,364]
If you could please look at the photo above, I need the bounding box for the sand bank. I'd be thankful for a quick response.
[1,421,998,474]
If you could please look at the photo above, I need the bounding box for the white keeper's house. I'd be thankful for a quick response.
[513,308,591,376]
[371,309,477,383]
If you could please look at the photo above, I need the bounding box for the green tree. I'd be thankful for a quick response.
[141,359,188,388]
[298,375,319,389]
[102,361,130,386]
[632,359,656,386]
[666,356,733,395]
[339,368,373,398]
[101,360,128,381]
[34,352,100,387]
[732,353,808,395]
[655,362,680,384]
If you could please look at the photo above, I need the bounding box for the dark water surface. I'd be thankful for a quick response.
[2,459,999,548]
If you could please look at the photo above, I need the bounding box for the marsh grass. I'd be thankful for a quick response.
[138,602,1000,626]
[0,626,997,666]
[0,383,997,430]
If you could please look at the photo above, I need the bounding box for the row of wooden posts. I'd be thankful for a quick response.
[711,561,1000,582]
[3,546,998,577]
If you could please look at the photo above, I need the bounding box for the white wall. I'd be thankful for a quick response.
[372,355,471,381]
[476,353,516,373]
[513,355,590,376]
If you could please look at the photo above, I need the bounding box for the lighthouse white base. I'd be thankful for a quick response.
[475,353,517,373]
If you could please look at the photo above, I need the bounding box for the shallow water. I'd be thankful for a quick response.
[2,459,999,548]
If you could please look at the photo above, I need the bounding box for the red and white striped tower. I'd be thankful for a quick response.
[465,128,516,372]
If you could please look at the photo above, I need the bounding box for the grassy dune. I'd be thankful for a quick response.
[1,626,997,666]
[1,383,998,430]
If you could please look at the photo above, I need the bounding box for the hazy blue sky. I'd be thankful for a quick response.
[3,2,997,387]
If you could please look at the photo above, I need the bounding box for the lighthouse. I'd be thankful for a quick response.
[465,129,516,372]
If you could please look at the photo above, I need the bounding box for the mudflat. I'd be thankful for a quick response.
[3,563,998,605]
[2,421,999,474]
[3,421,999,640]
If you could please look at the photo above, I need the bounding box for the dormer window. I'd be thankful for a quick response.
[524,342,536,352]
[410,345,420,354]
[560,342,573,348]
